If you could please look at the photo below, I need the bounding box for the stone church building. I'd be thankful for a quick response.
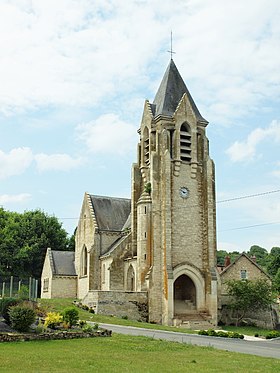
[43,59,219,327]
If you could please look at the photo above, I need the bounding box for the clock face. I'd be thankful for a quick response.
[179,187,189,198]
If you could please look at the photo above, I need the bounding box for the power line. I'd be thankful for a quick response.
[219,221,280,232]
[217,189,280,204]
[56,188,280,220]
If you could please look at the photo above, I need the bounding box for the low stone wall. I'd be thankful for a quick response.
[0,329,111,343]
[83,290,148,322]
[218,305,279,329]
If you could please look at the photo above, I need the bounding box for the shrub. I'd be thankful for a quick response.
[62,307,79,327]
[207,329,217,336]
[82,324,94,333]
[198,330,208,335]
[0,298,22,324]
[44,312,63,329]
[228,332,244,339]
[266,331,280,339]
[17,285,29,300]
[89,308,95,313]
[121,315,128,320]
[8,305,36,332]
[216,331,229,338]
[78,320,87,328]
[93,323,99,330]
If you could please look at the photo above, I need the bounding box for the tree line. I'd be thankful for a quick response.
[0,207,74,280]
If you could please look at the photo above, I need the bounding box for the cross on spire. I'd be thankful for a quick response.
[167,31,176,60]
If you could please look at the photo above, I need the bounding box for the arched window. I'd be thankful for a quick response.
[81,246,88,276]
[180,123,191,162]
[143,127,150,165]
[126,265,135,291]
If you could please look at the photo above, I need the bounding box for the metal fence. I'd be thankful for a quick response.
[0,276,38,301]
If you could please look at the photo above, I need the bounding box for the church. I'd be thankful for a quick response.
[42,58,219,327]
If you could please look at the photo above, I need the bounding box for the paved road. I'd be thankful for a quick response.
[99,323,280,359]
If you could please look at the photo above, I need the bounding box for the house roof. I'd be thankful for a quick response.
[220,252,270,278]
[152,59,208,123]
[89,195,131,231]
[50,250,76,276]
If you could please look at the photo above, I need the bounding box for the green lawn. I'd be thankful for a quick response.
[39,298,198,334]
[39,298,275,337]
[0,333,279,373]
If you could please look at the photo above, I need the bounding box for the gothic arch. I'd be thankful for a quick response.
[126,264,135,291]
[80,245,88,276]
[180,122,191,162]
[173,264,205,310]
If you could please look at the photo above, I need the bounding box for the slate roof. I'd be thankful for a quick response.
[152,59,207,123]
[89,195,131,231]
[51,250,76,276]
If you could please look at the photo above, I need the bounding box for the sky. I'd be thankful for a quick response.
[0,0,280,253]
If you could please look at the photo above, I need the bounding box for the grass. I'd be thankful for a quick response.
[0,333,279,373]
[40,299,275,337]
[39,298,198,334]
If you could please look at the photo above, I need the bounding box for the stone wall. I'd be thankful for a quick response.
[51,276,77,298]
[219,304,279,330]
[83,290,148,322]
[0,330,111,343]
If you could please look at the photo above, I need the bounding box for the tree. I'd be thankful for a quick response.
[226,279,273,326]
[273,268,280,293]
[0,208,73,279]
[247,245,268,269]
[267,247,280,277]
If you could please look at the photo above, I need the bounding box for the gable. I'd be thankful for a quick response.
[220,253,270,282]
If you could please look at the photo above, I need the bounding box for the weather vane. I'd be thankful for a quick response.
[167,31,176,60]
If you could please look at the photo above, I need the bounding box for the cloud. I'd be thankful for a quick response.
[35,153,84,172]
[0,147,33,180]
[76,113,137,155]
[226,120,280,162]
[0,193,31,204]
[0,0,279,125]
[0,147,84,178]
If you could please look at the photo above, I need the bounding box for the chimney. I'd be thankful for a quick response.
[251,255,256,262]
[224,256,231,267]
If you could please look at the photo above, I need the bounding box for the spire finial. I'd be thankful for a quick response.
[167,31,176,60]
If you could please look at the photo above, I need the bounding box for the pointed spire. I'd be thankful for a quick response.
[152,59,207,123]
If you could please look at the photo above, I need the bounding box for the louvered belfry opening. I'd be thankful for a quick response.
[180,123,191,162]
[143,127,150,165]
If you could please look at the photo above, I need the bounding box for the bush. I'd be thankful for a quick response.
[78,320,87,328]
[44,312,63,329]
[62,307,79,327]
[207,329,217,336]
[8,305,36,332]
[82,324,94,333]
[198,330,208,335]
[0,298,22,324]
[266,331,280,339]
[216,331,229,338]
[17,285,29,300]
[197,329,244,339]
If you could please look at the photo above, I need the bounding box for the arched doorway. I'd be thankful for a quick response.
[174,274,196,315]
[126,265,135,291]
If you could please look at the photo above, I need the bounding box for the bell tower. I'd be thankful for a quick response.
[131,59,218,326]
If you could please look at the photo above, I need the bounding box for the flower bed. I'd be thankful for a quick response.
[0,329,112,343]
